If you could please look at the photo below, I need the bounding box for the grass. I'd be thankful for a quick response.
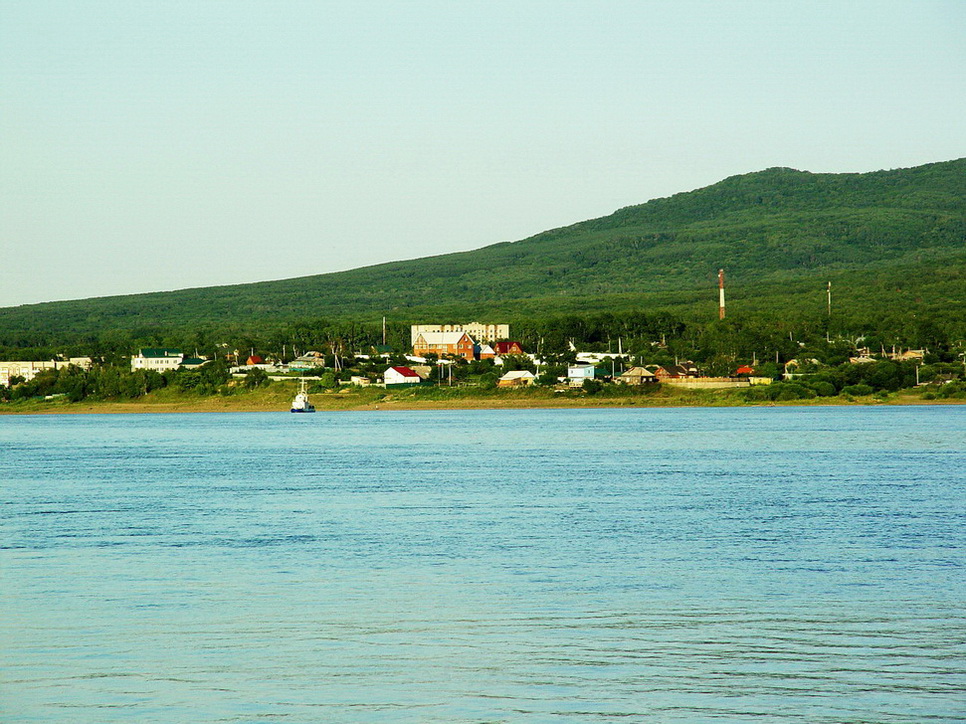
[1,380,955,415]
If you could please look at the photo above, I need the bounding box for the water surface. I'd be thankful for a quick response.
[2,407,964,722]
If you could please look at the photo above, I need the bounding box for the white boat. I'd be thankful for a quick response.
[290,380,316,413]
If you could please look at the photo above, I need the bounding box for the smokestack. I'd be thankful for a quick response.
[718,269,726,320]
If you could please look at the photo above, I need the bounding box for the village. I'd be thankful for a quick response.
[0,319,942,404]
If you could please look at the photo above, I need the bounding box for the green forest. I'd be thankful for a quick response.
[1,158,964,363]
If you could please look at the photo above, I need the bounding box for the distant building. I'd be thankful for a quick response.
[409,365,433,380]
[616,367,658,386]
[384,366,422,387]
[889,349,927,362]
[131,349,183,373]
[411,323,508,346]
[652,362,699,379]
[412,331,475,361]
[179,357,210,370]
[477,344,496,360]
[493,341,525,356]
[289,351,326,371]
[567,364,597,387]
[0,357,92,387]
[497,370,536,387]
[783,358,822,379]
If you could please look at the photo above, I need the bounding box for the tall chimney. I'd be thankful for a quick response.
[718,269,726,320]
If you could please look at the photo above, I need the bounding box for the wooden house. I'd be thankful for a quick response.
[616,367,658,385]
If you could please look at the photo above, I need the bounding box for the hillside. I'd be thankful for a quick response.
[2,158,964,347]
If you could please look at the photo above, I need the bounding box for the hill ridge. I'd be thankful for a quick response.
[2,157,964,347]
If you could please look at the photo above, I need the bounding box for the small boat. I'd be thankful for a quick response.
[290,380,316,413]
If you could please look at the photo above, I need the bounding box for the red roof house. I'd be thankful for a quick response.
[493,341,524,356]
[384,366,422,387]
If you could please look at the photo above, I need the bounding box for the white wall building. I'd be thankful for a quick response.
[0,358,93,387]
[384,366,422,387]
[131,348,184,373]
[567,364,597,387]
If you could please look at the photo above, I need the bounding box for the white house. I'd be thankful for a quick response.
[384,366,422,387]
[567,364,596,387]
[131,349,184,373]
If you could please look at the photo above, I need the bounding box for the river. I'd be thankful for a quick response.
[2,407,964,722]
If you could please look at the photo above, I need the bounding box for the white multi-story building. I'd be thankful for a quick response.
[131,348,184,373]
[410,322,508,346]
[0,358,92,387]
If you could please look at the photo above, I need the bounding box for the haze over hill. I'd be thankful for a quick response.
[2,158,964,347]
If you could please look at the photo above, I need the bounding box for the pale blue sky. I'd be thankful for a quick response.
[1,1,964,307]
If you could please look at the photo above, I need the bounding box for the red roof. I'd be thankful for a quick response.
[735,365,755,375]
[494,341,523,354]
[247,355,264,365]
[390,366,420,378]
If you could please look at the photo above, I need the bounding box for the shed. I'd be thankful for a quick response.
[497,370,536,387]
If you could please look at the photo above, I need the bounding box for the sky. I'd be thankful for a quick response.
[1,1,964,308]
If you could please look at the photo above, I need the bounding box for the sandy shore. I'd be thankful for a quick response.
[1,386,957,415]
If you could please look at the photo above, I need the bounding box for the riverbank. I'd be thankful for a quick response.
[0,381,957,415]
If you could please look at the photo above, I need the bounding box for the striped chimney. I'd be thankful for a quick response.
[718,269,725,320]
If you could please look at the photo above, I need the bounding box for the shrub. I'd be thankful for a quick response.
[933,381,966,399]
[811,381,837,397]
[775,383,816,401]
[478,372,498,390]
[841,384,873,396]
[243,368,269,389]
[742,385,775,402]
[583,379,604,395]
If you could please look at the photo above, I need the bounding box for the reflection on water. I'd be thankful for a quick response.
[2,407,964,722]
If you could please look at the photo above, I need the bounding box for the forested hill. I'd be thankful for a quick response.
[2,158,965,347]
